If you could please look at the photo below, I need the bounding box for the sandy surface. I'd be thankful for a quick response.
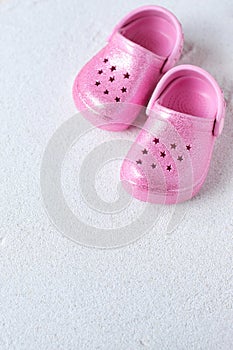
[0,0,233,349]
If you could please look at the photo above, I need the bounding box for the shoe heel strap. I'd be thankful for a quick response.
[108,5,183,74]
[147,64,226,137]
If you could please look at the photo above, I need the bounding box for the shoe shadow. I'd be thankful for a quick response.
[179,41,208,67]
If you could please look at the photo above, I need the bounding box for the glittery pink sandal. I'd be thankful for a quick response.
[121,65,226,204]
[73,5,183,131]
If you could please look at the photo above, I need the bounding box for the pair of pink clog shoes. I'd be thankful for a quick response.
[73,6,226,204]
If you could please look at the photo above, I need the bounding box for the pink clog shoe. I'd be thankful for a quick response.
[73,5,183,131]
[120,65,226,204]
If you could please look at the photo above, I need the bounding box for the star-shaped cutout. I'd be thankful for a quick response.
[115,97,120,102]
[110,66,116,72]
[103,58,108,63]
[151,163,156,169]
[177,155,183,162]
[171,143,177,149]
[95,81,101,86]
[136,159,142,165]
[160,151,166,158]
[121,87,127,93]
[142,149,148,155]
[124,72,130,79]
[98,69,103,75]
[186,144,191,151]
[109,76,115,82]
[104,90,109,95]
[167,165,172,172]
[153,138,159,145]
